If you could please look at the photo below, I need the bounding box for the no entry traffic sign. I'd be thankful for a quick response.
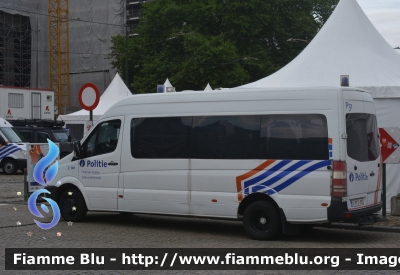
[79,83,100,111]
[379,127,400,164]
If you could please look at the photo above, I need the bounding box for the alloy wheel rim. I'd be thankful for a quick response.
[251,210,270,232]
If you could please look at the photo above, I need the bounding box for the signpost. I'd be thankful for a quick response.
[78,83,100,125]
[379,127,400,218]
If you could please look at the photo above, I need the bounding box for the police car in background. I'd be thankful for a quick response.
[0,117,27,175]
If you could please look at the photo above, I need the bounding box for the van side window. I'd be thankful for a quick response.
[131,117,192,158]
[192,116,260,159]
[131,114,328,160]
[261,114,329,160]
[346,113,379,162]
[82,120,121,158]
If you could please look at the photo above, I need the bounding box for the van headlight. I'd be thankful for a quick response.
[20,150,27,158]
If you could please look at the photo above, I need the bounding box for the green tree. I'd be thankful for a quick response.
[109,0,339,93]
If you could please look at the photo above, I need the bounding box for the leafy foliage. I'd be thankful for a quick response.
[109,0,339,93]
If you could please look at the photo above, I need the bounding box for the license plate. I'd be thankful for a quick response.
[351,198,365,207]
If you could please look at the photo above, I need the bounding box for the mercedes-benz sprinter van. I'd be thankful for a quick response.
[46,87,382,240]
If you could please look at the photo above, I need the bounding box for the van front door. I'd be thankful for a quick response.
[78,117,123,211]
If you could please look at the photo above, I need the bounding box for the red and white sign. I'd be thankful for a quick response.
[379,127,400,164]
[78,83,100,111]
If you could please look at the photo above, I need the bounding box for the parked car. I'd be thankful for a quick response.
[0,117,27,174]
[10,120,74,159]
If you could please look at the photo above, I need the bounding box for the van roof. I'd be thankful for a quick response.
[104,86,369,115]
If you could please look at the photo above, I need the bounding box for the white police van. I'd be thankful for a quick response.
[46,87,382,240]
[0,117,27,174]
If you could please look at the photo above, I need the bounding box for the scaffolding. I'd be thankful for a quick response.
[0,10,32,87]
[48,0,71,115]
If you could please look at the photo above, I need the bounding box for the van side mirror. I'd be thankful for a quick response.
[73,141,82,158]
[68,135,72,142]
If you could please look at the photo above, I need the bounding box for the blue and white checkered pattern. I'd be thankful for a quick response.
[0,144,22,160]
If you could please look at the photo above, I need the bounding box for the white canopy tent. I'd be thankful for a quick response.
[239,0,400,212]
[58,73,131,139]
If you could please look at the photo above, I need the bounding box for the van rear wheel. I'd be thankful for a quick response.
[59,189,87,222]
[243,201,281,240]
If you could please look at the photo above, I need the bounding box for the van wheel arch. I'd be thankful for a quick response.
[238,193,279,217]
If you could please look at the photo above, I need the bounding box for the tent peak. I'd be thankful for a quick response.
[204,83,212,90]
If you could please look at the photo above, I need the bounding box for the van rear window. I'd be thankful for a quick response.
[346,113,380,162]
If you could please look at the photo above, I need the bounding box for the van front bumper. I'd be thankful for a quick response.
[327,197,382,222]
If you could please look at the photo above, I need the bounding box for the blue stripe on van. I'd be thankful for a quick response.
[0,144,22,160]
[244,160,311,195]
[272,160,332,193]
[239,159,332,197]
[243,160,291,187]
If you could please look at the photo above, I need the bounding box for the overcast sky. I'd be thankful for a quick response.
[357,0,400,50]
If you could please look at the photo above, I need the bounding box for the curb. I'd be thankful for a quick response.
[319,223,400,233]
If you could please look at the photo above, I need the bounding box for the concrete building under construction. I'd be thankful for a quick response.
[0,0,151,115]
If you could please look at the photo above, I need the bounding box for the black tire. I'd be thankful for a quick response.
[1,159,18,175]
[243,201,281,240]
[59,188,87,222]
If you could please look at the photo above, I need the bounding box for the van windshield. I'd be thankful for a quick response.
[0,127,25,143]
[346,113,380,162]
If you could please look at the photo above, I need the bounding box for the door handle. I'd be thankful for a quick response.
[108,161,119,166]
[370,171,375,177]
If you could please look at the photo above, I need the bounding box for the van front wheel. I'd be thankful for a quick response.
[59,189,87,222]
[243,201,281,240]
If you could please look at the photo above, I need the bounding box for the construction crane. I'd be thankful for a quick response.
[48,0,70,115]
